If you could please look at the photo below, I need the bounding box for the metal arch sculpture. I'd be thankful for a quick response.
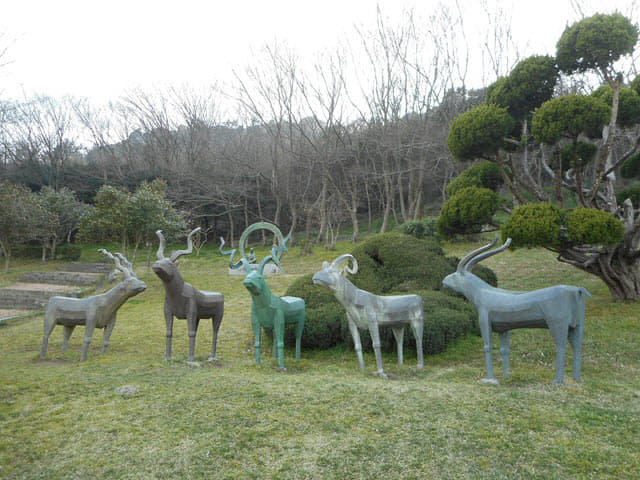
[153,227,224,363]
[40,249,147,361]
[442,235,592,385]
[219,222,289,274]
[313,254,424,378]
[240,246,305,370]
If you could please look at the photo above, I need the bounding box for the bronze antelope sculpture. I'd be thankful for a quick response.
[153,228,224,363]
[442,235,591,384]
[40,249,146,361]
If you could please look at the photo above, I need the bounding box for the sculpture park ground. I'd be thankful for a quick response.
[0,237,639,479]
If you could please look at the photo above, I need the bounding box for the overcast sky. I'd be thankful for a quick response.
[1,0,637,108]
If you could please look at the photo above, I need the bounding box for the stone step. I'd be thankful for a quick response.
[61,262,113,274]
[0,283,83,310]
[19,271,102,286]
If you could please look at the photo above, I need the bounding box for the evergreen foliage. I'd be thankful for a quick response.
[437,187,500,237]
[446,161,503,196]
[591,85,640,126]
[621,152,640,179]
[566,208,625,246]
[501,203,563,248]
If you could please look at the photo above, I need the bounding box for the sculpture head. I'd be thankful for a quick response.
[242,247,279,297]
[442,234,511,293]
[152,228,200,283]
[312,254,358,290]
[98,249,147,295]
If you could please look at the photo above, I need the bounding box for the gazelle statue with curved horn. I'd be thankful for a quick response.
[442,234,592,385]
[40,249,147,361]
[313,254,424,379]
[153,227,224,363]
[241,247,305,370]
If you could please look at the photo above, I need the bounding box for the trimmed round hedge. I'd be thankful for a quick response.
[282,233,497,355]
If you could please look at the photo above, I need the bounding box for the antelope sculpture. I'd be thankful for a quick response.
[442,235,591,385]
[153,228,224,363]
[40,249,147,361]
[313,254,424,378]
[239,248,305,370]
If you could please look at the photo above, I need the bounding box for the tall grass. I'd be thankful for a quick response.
[1,238,639,479]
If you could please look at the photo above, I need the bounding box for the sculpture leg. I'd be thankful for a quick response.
[40,315,58,358]
[101,316,117,353]
[367,312,387,379]
[347,319,365,370]
[410,319,424,370]
[499,331,510,377]
[549,322,569,385]
[164,304,174,360]
[478,312,497,384]
[62,325,75,352]
[274,312,286,370]
[568,322,584,382]
[294,314,305,361]
[391,326,405,366]
[209,313,223,362]
[81,320,96,362]
[186,314,198,363]
[251,311,262,364]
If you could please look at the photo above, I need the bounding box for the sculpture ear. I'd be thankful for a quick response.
[322,261,330,269]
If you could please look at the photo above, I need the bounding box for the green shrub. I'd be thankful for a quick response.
[592,85,640,126]
[559,141,597,171]
[447,161,503,197]
[56,244,82,261]
[398,217,440,241]
[621,152,640,179]
[502,202,563,247]
[617,183,640,205]
[283,233,494,355]
[437,186,500,237]
[566,207,625,246]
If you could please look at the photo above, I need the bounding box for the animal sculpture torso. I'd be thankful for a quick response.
[40,250,147,361]
[442,235,591,384]
[313,255,424,378]
[242,258,305,370]
[153,228,224,363]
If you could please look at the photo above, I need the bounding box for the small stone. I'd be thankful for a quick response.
[115,385,138,396]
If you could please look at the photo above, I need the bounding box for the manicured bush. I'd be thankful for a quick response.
[566,207,625,246]
[501,202,563,247]
[616,183,640,205]
[437,187,500,237]
[446,161,503,197]
[559,141,597,171]
[283,233,496,355]
[621,152,640,179]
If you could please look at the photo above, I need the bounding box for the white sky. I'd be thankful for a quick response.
[1,0,637,108]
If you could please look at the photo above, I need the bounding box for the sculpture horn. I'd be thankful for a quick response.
[465,237,512,272]
[115,252,137,278]
[330,254,358,275]
[156,230,167,260]
[257,245,280,276]
[220,237,244,270]
[169,227,200,262]
[456,234,499,272]
[99,248,132,280]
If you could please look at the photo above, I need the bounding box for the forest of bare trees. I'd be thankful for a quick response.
[1,5,510,246]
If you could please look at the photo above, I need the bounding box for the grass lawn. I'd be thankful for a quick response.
[1,237,639,479]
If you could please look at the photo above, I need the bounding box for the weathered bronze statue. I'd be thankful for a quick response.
[313,254,424,378]
[220,222,288,275]
[442,235,591,384]
[240,247,305,370]
[153,228,224,363]
[40,249,146,361]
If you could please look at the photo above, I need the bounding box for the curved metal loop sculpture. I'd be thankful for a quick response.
[313,254,424,378]
[442,234,592,385]
[153,227,224,363]
[40,249,147,361]
[241,245,305,370]
[219,222,289,272]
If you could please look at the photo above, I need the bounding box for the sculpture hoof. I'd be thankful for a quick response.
[207,356,220,362]
[373,371,389,380]
[279,367,287,372]
[480,377,499,385]
[186,361,202,367]
[552,379,564,386]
